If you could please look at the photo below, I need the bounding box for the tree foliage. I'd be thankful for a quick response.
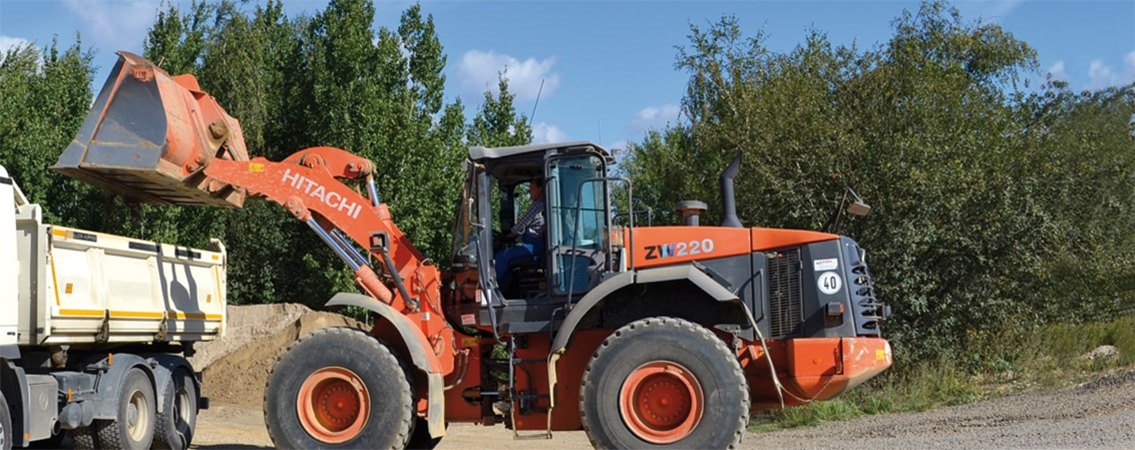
[623,1,1135,362]
[468,74,533,147]
[0,38,94,226]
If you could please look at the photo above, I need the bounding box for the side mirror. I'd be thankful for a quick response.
[823,187,871,232]
[846,188,870,217]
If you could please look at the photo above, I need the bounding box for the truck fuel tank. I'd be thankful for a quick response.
[53,51,248,207]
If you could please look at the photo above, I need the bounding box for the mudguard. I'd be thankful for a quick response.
[544,265,743,422]
[147,354,199,414]
[91,354,154,419]
[325,292,446,438]
[2,358,32,447]
[550,265,740,355]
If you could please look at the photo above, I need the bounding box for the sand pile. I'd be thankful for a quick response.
[192,303,367,408]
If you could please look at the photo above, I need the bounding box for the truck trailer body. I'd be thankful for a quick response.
[0,164,225,450]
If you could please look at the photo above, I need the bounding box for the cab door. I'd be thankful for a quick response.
[545,154,610,299]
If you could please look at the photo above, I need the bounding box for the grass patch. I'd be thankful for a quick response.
[750,315,1135,432]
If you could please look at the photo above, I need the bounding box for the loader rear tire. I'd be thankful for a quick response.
[580,317,749,449]
[264,327,414,450]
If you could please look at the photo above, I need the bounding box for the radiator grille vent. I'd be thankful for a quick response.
[768,249,803,338]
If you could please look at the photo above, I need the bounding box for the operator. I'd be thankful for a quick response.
[494,179,545,290]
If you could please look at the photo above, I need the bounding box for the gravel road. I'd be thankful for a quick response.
[191,367,1135,449]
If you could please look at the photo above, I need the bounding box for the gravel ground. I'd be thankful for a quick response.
[192,367,1135,449]
[753,368,1135,450]
[187,305,1135,449]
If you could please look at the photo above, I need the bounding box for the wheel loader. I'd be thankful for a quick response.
[53,51,892,449]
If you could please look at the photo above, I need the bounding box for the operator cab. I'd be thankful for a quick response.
[446,142,621,333]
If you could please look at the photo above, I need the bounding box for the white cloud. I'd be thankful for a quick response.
[981,0,1024,19]
[1046,60,1067,82]
[1125,51,1135,83]
[0,35,32,55]
[1089,60,1116,90]
[532,122,567,144]
[63,0,160,54]
[629,104,680,134]
[458,50,560,102]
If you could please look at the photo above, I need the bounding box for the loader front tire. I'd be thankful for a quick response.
[406,416,442,449]
[580,317,749,449]
[264,327,414,450]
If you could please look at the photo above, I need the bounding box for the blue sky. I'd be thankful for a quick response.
[2,0,1133,153]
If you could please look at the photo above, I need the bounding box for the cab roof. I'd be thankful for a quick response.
[468,141,612,162]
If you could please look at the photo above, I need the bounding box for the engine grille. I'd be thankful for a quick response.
[844,239,885,336]
[768,249,803,338]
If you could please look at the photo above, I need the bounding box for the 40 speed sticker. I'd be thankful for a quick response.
[818,271,842,295]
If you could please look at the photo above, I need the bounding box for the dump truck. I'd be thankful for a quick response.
[53,51,892,449]
[0,164,225,450]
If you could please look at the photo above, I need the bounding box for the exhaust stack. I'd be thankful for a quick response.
[719,154,742,228]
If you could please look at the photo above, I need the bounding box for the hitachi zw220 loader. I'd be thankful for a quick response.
[48,51,892,449]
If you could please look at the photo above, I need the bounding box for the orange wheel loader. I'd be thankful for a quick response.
[54,51,893,449]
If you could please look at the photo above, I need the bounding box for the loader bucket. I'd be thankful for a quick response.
[53,51,248,207]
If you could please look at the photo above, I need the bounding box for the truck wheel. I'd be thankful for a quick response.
[95,367,157,450]
[580,317,749,449]
[153,369,197,450]
[1,389,11,450]
[264,327,414,449]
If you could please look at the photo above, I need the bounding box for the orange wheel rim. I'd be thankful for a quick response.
[296,367,370,444]
[619,361,704,444]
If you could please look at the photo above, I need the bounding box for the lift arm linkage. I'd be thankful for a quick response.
[203,146,438,315]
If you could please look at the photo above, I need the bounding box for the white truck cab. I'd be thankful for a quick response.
[1,165,20,350]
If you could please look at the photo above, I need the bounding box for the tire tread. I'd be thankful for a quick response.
[580,317,749,449]
[263,327,414,450]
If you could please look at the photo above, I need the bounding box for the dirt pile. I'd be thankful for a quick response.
[193,303,367,408]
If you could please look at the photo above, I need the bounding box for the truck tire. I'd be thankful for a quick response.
[580,317,749,449]
[1,389,11,450]
[95,367,157,450]
[264,327,414,449]
[67,428,97,450]
[153,369,197,450]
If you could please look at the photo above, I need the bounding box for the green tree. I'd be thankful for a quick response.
[467,74,533,147]
[623,1,1135,363]
[0,38,95,226]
